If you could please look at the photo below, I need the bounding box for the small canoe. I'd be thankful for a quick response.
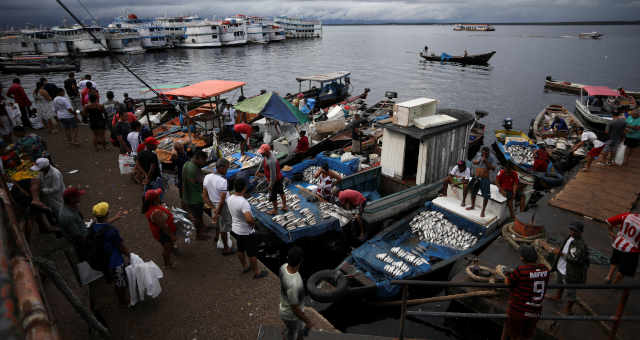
[420,51,496,65]
[579,32,603,39]
[530,105,586,171]
[544,76,640,100]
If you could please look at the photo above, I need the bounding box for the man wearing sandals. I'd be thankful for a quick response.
[257,144,288,215]
[203,158,234,255]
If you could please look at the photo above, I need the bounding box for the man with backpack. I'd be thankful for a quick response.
[88,201,129,305]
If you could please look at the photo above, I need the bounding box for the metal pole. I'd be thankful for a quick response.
[609,288,630,340]
[406,311,640,321]
[399,284,408,340]
[391,280,640,290]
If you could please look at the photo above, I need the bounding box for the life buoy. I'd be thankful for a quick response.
[306,269,348,303]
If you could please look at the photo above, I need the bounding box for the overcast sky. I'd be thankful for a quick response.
[2,0,640,27]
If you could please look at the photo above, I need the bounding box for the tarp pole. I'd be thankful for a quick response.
[144,100,152,130]
[240,87,244,97]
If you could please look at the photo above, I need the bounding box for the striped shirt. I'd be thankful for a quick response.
[608,213,640,253]
[507,264,550,318]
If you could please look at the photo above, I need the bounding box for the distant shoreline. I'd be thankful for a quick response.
[325,21,640,26]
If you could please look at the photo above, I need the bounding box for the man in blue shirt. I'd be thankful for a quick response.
[91,202,129,305]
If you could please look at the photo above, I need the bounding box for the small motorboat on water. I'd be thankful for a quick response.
[575,85,638,131]
[579,32,603,39]
[530,105,586,171]
[544,76,640,100]
[420,50,496,65]
[0,55,80,74]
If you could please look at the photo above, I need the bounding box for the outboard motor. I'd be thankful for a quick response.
[503,117,513,130]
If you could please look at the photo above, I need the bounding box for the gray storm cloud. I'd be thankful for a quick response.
[1,0,639,27]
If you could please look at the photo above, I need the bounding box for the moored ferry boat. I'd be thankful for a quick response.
[105,25,145,54]
[268,23,286,41]
[0,34,36,56]
[241,16,268,43]
[453,24,495,31]
[176,16,221,48]
[219,17,247,46]
[113,14,168,49]
[51,25,107,55]
[21,29,69,57]
[154,16,187,47]
[274,16,319,39]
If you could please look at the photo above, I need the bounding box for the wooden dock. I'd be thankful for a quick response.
[550,154,640,222]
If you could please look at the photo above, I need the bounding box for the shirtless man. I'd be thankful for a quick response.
[464,147,496,218]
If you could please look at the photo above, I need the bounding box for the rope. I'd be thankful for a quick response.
[465,264,506,283]
[501,222,546,251]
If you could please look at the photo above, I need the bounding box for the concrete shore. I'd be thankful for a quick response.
[33,126,337,339]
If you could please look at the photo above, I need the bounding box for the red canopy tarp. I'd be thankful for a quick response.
[162,80,246,98]
[583,86,619,97]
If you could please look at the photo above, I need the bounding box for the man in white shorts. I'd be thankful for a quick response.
[203,158,234,255]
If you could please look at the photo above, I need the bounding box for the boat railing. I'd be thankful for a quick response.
[392,280,640,340]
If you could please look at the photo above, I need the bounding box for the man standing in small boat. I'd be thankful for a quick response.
[335,188,367,241]
[464,147,496,218]
[257,144,288,215]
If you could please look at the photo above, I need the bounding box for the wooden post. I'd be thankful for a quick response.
[609,288,630,340]
[399,284,409,340]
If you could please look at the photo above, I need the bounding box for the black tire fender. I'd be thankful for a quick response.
[306,269,349,303]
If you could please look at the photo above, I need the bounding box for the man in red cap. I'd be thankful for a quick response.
[136,136,161,191]
[233,123,253,159]
[58,186,88,253]
[257,144,287,214]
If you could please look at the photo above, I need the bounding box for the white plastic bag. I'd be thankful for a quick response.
[77,261,103,286]
[217,236,233,249]
[118,154,136,175]
[29,112,43,129]
[614,144,626,166]
[6,103,22,127]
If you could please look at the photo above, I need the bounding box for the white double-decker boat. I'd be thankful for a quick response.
[175,16,221,48]
[219,17,247,46]
[20,29,69,57]
[51,25,107,55]
[113,14,169,49]
[105,25,145,54]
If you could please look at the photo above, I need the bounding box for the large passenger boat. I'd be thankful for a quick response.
[105,25,145,54]
[20,29,69,57]
[51,25,107,55]
[176,16,221,48]
[113,14,169,49]
[453,24,496,31]
[154,16,187,47]
[219,17,247,46]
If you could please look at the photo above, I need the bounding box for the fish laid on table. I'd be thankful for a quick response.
[302,166,347,185]
[505,145,535,167]
[219,142,240,157]
[409,211,478,250]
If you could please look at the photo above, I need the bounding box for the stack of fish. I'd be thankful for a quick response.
[273,211,308,231]
[302,165,347,185]
[170,207,196,244]
[505,145,535,167]
[318,202,343,219]
[219,142,240,157]
[299,208,317,225]
[241,155,262,168]
[409,211,478,250]
[376,245,429,278]
[248,193,272,213]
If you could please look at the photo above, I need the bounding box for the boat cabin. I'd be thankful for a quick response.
[575,85,637,129]
[294,71,351,108]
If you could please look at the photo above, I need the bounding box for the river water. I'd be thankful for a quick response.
[3,24,640,137]
[3,24,640,339]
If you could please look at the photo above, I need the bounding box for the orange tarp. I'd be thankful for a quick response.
[162,80,246,99]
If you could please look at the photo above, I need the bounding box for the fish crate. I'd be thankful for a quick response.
[392,98,438,127]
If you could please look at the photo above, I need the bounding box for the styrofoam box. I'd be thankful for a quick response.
[392,98,438,127]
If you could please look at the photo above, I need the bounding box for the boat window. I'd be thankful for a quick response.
[212,34,217,39]
[192,38,196,43]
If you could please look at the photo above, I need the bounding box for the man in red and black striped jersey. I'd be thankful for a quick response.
[606,213,640,284]
[502,245,550,340]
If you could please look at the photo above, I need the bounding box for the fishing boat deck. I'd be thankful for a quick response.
[549,153,640,222]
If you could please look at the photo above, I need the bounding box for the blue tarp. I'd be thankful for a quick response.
[251,182,341,244]
[350,202,486,298]
[441,52,452,61]
[226,152,259,179]
[300,98,316,114]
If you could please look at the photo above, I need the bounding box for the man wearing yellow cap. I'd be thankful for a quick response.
[90,201,130,305]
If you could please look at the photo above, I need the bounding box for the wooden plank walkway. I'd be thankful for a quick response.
[550,153,640,222]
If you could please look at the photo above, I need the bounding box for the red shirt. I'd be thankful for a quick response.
[533,149,549,172]
[608,213,640,253]
[234,123,252,136]
[338,190,366,207]
[295,136,309,153]
[112,112,137,126]
[507,263,550,318]
[497,169,519,192]
[82,88,100,106]
[7,83,31,107]
[145,205,177,241]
